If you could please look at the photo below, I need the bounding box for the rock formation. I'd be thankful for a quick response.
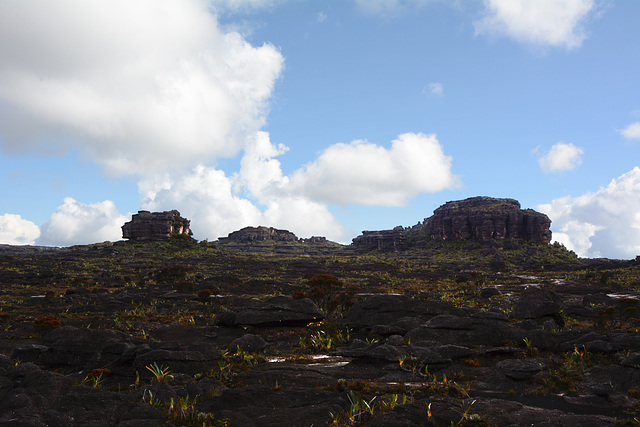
[217,226,298,243]
[121,210,191,241]
[350,226,407,252]
[425,197,551,243]
[216,226,344,255]
[351,197,552,251]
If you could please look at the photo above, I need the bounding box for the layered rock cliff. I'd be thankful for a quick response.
[122,210,192,241]
[351,197,552,251]
[425,197,552,243]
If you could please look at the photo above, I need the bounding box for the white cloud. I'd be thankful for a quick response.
[538,142,584,173]
[288,132,460,206]
[0,0,284,176]
[620,122,640,140]
[426,82,444,97]
[0,214,40,245]
[211,0,282,13]
[36,198,130,246]
[475,0,595,49]
[139,135,345,242]
[538,167,640,259]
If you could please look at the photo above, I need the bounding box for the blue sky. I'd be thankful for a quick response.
[1,0,640,259]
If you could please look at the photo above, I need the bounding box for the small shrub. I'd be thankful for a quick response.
[292,291,307,300]
[197,289,212,302]
[33,315,62,332]
[176,281,195,292]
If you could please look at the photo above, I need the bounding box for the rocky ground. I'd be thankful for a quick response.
[0,237,639,426]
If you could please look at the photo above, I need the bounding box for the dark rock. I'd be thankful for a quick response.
[496,359,543,380]
[345,295,459,329]
[513,285,563,319]
[479,286,500,298]
[621,352,640,368]
[229,334,268,353]
[122,210,191,241]
[219,296,324,327]
[337,343,405,362]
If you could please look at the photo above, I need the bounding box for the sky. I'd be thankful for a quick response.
[1,0,639,259]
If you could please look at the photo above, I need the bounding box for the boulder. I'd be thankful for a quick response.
[496,359,543,380]
[513,285,563,319]
[217,296,324,327]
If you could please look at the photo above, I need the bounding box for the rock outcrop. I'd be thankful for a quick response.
[351,196,552,251]
[121,210,191,241]
[218,226,298,243]
[425,197,552,243]
[216,226,344,255]
[350,226,407,251]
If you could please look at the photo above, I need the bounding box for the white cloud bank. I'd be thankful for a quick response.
[289,133,459,206]
[538,142,584,173]
[620,122,640,140]
[36,198,130,247]
[538,167,640,259]
[0,0,284,176]
[475,0,596,49]
[0,214,40,245]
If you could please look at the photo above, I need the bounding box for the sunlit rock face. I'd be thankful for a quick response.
[121,210,191,241]
[425,197,552,243]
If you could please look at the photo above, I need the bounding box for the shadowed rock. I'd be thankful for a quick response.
[122,210,191,241]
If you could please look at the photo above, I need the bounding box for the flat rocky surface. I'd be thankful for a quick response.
[0,238,639,426]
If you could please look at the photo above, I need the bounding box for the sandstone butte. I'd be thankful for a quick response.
[122,210,192,241]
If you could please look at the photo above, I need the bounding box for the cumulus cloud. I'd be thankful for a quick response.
[0,0,284,176]
[139,158,345,242]
[475,0,596,49]
[620,122,640,140]
[288,132,460,206]
[36,198,130,246]
[538,167,640,259]
[538,142,584,173]
[0,214,40,245]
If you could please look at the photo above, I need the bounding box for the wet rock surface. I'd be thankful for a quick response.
[0,239,638,426]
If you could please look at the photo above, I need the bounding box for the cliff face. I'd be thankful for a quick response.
[425,197,552,243]
[351,197,552,251]
[218,226,298,243]
[350,226,407,252]
[122,210,191,241]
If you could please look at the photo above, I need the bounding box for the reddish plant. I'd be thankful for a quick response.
[197,289,212,302]
[309,274,342,287]
[292,292,307,300]
[176,281,195,292]
[33,315,62,332]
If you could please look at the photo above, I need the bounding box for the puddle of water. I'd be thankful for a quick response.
[607,293,639,300]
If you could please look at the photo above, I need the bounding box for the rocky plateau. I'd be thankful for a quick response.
[0,197,638,426]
